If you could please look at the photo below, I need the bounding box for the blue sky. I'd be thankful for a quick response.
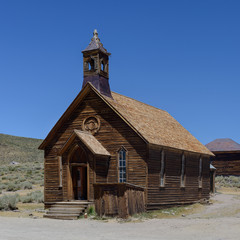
[0,0,239,145]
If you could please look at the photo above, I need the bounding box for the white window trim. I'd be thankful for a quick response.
[180,154,186,188]
[160,150,165,187]
[58,156,63,188]
[199,157,203,188]
[118,147,127,183]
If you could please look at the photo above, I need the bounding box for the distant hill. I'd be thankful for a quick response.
[0,133,44,164]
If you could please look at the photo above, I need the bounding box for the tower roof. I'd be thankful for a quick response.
[206,138,240,152]
[82,29,110,55]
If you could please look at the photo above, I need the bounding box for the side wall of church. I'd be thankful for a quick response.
[147,145,210,209]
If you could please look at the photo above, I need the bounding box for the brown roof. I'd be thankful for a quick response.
[104,92,213,156]
[206,138,240,152]
[74,130,110,156]
[39,83,213,156]
[59,130,110,156]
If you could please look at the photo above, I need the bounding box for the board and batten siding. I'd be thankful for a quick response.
[147,145,210,209]
[44,90,147,203]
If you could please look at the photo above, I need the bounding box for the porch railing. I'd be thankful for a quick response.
[94,183,145,218]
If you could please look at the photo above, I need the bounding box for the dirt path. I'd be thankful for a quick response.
[188,191,240,219]
[0,191,240,240]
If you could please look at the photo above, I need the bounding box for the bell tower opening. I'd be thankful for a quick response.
[82,29,112,98]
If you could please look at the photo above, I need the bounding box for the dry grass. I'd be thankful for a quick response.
[0,202,44,218]
[128,203,205,222]
[217,186,240,195]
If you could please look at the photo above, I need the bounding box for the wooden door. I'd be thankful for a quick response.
[72,166,87,200]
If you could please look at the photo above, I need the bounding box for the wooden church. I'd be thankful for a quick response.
[39,30,214,219]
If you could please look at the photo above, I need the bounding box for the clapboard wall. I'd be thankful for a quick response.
[147,145,210,209]
[211,152,240,176]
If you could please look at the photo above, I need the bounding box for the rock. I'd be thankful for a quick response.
[182,214,186,217]
[10,161,20,165]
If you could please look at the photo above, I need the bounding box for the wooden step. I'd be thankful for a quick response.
[44,201,93,220]
[48,208,84,214]
[43,213,79,220]
[50,204,86,208]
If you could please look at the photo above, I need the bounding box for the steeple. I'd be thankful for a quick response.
[82,30,112,98]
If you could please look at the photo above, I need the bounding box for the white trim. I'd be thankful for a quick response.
[58,156,63,188]
[199,157,203,188]
[180,154,185,187]
[160,150,165,187]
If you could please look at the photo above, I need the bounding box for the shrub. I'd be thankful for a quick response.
[20,181,32,190]
[0,183,7,190]
[0,194,19,210]
[6,182,20,192]
[216,176,240,188]
[8,166,17,172]
[30,180,36,185]
[18,177,26,183]
[87,206,96,215]
[20,191,44,203]
[26,169,32,176]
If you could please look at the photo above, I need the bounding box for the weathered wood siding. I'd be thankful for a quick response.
[44,90,147,203]
[211,152,240,176]
[147,145,210,209]
[94,183,145,218]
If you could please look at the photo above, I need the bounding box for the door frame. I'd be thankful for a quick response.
[66,145,90,201]
[70,163,89,200]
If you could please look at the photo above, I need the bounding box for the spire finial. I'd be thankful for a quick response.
[82,29,110,56]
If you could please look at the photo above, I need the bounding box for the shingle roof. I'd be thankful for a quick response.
[59,129,110,156]
[206,138,240,152]
[103,91,213,156]
[74,130,110,156]
[39,83,213,156]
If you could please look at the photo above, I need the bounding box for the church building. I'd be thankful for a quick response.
[39,30,214,219]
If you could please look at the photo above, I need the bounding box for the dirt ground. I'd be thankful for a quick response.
[1,189,240,240]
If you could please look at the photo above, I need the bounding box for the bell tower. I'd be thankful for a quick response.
[82,30,112,98]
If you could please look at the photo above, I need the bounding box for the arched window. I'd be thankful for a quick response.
[87,59,94,71]
[101,62,105,71]
[88,62,92,70]
[118,147,127,183]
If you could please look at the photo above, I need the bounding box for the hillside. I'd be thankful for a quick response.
[0,133,43,164]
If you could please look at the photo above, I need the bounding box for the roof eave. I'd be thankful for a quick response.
[148,143,215,157]
[38,83,93,150]
[211,150,240,154]
[39,82,148,150]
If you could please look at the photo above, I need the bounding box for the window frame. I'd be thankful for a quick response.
[198,157,203,188]
[160,150,166,187]
[180,154,186,188]
[58,156,63,188]
[117,147,127,183]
